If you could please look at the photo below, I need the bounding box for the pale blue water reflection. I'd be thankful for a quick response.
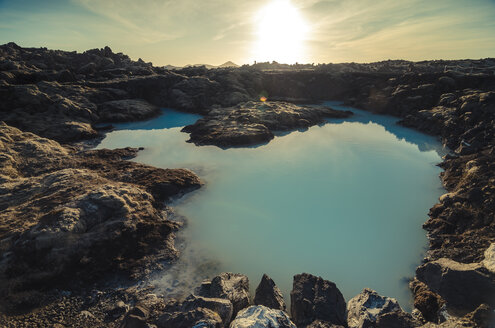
[97,103,445,310]
[110,108,202,130]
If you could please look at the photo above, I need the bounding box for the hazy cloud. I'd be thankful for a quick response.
[1,0,494,65]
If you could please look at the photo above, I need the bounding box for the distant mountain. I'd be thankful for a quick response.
[218,61,239,68]
[163,64,180,70]
[185,63,217,69]
[172,61,240,70]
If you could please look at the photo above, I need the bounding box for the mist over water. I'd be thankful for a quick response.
[97,103,445,310]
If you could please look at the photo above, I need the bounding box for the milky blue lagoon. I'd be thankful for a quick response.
[97,103,445,310]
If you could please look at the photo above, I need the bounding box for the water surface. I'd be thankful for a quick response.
[97,103,445,310]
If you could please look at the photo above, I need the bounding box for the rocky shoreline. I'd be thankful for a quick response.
[0,42,494,327]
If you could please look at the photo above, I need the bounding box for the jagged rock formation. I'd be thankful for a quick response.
[197,272,251,317]
[254,274,287,311]
[346,288,420,328]
[290,273,346,327]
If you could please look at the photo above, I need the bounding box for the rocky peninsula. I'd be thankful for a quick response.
[0,42,494,327]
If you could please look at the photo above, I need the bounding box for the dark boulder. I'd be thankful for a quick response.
[120,304,149,328]
[346,288,419,328]
[156,307,223,328]
[415,258,495,316]
[198,272,251,317]
[374,311,420,328]
[182,295,233,326]
[254,274,287,311]
[290,273,346,327]
[409,279,445,323]
[306,320,345,328]
[155,294,232,328]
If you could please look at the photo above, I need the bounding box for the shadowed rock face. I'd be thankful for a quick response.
[198,272,251,318]
[409,279,445,324]
[415,258,495,316]
[0,123,201,312]
[182,101,353,147]
[290,273,346,327]
[157,307,223,328]
[346,288,420,328]
[157,294,233,328]
[254,274,287,311]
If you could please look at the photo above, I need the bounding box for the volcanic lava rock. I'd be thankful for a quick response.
[415,258,495,316]
[409,279,445,323]
[346,288,419,328]
[182,295,233,326]
[120,304,150,328]
[182,101,353,147]
[0,123,201,312]
[229,305,296,328]
[156,294,233,328]
[198,272,251,317]
[290,273,346,327]
[157,307,223,328]
[254,274,286,311]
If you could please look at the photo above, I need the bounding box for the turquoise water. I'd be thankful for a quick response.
[97,103,445,310]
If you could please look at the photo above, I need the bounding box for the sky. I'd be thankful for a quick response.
[0,0,494,66]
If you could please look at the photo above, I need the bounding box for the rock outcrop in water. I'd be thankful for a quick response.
[1,42,494,326]
[182,101,353,147]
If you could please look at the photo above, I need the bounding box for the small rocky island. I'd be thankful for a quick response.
[0,42,494,327]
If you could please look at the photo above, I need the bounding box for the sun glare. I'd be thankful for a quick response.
[253,0,309,64]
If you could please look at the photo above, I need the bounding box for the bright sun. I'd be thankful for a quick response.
[253,0,309,64]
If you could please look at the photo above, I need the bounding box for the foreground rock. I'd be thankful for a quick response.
[182,101,353,147]
[182,295,233,326]
[415,258,495,316]
[157,294,233,328]
[0,123,201,312]
[254,274,287,311]
[198,272,251,317]
[290,273,347,327]
[157,307,223,328]
[409,279,445,324]
[419,303,495,328]
[346,288,420,328]
[230,305,296,328]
